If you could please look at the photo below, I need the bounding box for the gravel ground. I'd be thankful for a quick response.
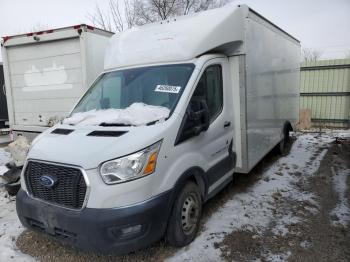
[0,131,348,261]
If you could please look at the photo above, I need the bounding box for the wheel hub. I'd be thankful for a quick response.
[181,193,199,235]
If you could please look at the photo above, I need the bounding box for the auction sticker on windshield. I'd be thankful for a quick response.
[155,85,181,93]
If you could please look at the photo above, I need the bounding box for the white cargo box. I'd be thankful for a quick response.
[1,25,113,139]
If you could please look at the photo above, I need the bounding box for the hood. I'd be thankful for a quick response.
[28,123,168,169]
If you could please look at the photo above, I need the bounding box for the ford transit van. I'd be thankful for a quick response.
[16,4,300,254]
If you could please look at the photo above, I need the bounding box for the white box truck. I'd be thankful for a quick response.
[16,5,300,254]
[1,25,113,140]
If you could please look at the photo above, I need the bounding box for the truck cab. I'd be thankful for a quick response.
[16,4,300,254]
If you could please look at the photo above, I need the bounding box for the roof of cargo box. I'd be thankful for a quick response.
[1,24,113,47]
[104,4,299,70]
[104,4,248,70]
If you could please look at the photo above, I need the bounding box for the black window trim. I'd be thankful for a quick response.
[174,63,224,146]
[204,64,224,124]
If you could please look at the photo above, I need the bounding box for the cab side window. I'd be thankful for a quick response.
[175,65,223,145]
[192,65,223,122]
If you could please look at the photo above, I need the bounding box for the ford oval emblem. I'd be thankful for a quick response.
[39,175,57,188]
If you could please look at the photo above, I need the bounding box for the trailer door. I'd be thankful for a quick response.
[6,37,83,127]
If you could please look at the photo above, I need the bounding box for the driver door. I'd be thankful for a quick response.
[176,58,235,196]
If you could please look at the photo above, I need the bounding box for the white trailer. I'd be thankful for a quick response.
[17,5,300,254]
[1,25,113,140]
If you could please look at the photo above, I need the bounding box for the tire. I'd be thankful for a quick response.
[166,182,202,247]
[278,126,290,155]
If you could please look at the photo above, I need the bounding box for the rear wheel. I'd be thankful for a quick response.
[166,182,202,247]
[278,125,290,155]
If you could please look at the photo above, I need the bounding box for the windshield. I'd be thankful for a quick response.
[72,64,195,115]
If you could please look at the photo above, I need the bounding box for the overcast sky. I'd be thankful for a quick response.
[0,0,349,61]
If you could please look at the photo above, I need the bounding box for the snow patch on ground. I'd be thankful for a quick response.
[330,160,350,227]
[167,133,332,262]
[265,251,291,262]
[331,129,350,138]
[271,214,300,237]
[0,147,10,165]
[0,149,11,184]
[63,103,170,126]
[0,148,34,261]
[300,240,311,249]
[0,190,34,262]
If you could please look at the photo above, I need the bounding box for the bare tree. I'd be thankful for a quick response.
[87,4,113,31]
[176,0,230,15]
[134,0,230,24]
[88,0,231,32]
[110,0,137,31]
[302,48,323,62]
[87,0,136,32]
[133,0,178,24]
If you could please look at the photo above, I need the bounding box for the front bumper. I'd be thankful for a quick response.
[16,189,173,254]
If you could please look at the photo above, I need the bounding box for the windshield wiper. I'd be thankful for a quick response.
[146,117,169,126]
[100,117,168,127]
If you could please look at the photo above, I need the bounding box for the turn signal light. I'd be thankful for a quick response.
[143,152,158,175]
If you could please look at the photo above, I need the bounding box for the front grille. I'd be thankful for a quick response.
[24,161,87,209]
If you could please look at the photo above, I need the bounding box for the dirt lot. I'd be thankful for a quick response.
[219,136,350,261]
[1,132,349,261]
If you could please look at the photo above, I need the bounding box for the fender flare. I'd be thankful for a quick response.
[169,166,207,206]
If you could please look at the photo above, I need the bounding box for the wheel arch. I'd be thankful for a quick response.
[284,120,293,132]
[170,166,207,206]
[282,120,293,140]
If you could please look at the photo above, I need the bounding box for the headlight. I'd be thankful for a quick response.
[100,141,162,184]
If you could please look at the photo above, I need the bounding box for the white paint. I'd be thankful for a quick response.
[23,62,73,92]
[104,4,248,70]
[2,27,113,133]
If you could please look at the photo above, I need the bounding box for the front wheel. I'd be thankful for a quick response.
[166,182,202,247]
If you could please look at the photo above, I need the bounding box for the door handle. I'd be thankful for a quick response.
[224,121,231,128]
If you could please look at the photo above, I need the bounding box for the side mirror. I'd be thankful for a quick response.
[187,99,210,136]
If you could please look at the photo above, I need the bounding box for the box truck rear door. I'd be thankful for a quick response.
[7,37,83,127]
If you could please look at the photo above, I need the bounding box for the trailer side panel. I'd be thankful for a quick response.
[244,11,300,172]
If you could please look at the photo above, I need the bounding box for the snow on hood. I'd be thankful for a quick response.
[63,103,170,126]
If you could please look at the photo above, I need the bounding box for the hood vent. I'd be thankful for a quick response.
[51,128,74,135]
[87,131,128,137]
